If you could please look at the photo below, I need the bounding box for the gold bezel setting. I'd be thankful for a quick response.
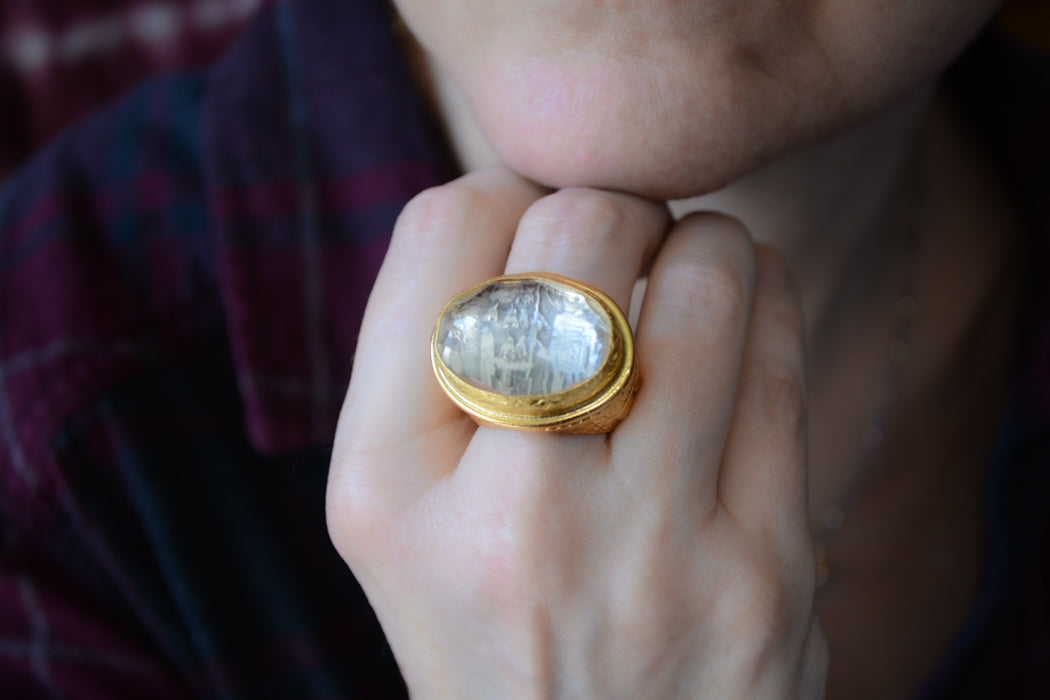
[431,273,638,433]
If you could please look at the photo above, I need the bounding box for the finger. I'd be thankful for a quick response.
[335,168,547,461]
[613,213,757,508]
[718,245,809,533]
[461,189,670,479]
[503,188,669,313]
[451,191,668,493]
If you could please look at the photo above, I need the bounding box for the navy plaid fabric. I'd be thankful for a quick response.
[0,0,264,181]
[0,0,1047,696]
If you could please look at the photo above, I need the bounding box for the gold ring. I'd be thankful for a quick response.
[431,272,639,433]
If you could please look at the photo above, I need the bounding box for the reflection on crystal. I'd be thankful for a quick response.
[437,278,611,395]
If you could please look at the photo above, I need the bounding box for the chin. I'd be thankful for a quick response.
[403,0,1000,200]
[486,124,763,201]
[461,56,827,201]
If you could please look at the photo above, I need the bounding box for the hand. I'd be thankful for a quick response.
[327,167,827,698]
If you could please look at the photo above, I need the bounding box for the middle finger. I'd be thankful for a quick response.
[503,188,670,312]
[462,189,669,480]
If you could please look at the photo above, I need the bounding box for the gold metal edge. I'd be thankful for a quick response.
[431,272,638,433]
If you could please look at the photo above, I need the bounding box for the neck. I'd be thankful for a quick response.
[671,92,930,369]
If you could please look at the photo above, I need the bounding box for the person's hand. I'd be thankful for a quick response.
[326,167,827,698]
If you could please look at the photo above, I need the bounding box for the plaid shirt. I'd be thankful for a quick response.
[0,0,1046,697]
[0,0,264,182]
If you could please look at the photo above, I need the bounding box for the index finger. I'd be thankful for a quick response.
[334,168,546,460]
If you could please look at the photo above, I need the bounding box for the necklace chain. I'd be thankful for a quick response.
[814,141,926,593]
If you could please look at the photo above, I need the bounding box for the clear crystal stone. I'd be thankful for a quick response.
[437,278,611,396]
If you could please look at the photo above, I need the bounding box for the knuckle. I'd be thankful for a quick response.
[761,287,805,336]
[325,447,426,568]
[325,465,385,563]
[714,553,797,643]
[658,252,752,324]
[521,188,632,250]
[463,494,552,609]
[750,361,807,435]
[392,183,491,251]
[698,257,751,322]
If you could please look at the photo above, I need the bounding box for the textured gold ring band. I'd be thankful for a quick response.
[431,272,639,434]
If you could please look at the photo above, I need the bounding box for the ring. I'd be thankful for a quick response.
[431,272,639,433]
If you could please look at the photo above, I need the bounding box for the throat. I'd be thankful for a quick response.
[808,89,1025,699]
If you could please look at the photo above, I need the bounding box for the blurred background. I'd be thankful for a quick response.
[0,0,265,182]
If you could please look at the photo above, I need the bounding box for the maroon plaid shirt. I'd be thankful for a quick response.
[0,0,263,181]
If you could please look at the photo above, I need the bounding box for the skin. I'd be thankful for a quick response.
[390,0,1001,199]
[327,0,1017,697]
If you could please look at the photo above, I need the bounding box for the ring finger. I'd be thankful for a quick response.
[503,188,670,313]
[461,189,670,477]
